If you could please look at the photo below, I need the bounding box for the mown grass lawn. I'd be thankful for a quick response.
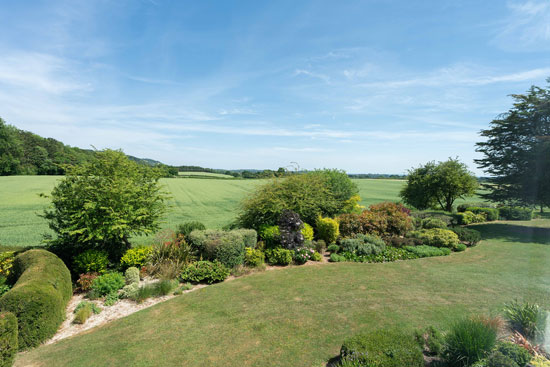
[15,219,550,367]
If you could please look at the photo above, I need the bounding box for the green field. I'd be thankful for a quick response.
[177,171,235,179]
[0,176,484,247]
[14,218,550,367]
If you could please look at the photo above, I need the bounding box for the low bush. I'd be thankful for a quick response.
[0,312,17,367]
[531,356,550,367]
[414,326,444,356]
[457,202,496,212]
[180,261,229,284]
[498,207,533,221]
[0,252,14,277]
[89,272,125,298]
[76,272,99,292]
[187,229,249,268]
[258,225,280,249]
[72,304,93,324]
[125,267,140,285]
[339,329,424,367]
[311,252,323,261]
[503,300,547,342]
[367,202,413,236]
[330,253,346,262]
[444,318,497,367]
[244,248,265,267]
[129,280,178,303]
[265,248,293,266]
[421,217,449,229]
[174,283,193,295]
[389,236,422,248]
[453,211,486,225]
[316,216,339,244]
[176,221,206,238]
[73,249,109,275]
[495,341,531,367]
[104,292,119,306]
[327,244,340,253]
[0,250,71,350]
[408,228,460,249]
[74,301,101,315]
[339,234,386,256]
[148,232,195,279]
[313,239,326,254]
[452,227,482,246]
[120,246,153,269]
[341,247,418,263]
[232,229,257,248]
[120,282,140,300]
[404,245,451,258]
[293,247,315,265]
[466,207,499,221]
[485,351,519,367]
[301,223,314,241]
[455,243,467,252]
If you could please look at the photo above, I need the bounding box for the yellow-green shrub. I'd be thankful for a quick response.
[315,217,339,244]
[244,248,265,267]
[0,253,14,277]
[120,246,153,269]
[531,356,550,367]
[301,223,314,241]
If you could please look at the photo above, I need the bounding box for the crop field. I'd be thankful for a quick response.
[0,176,484,247]
[14,218,550,367]
[177,171,235,179]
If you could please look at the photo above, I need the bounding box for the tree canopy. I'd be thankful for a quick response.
[43,149,168,261]
[400,158,478,212]
[475,81,550,211]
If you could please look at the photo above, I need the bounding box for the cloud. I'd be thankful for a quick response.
[494,1,550,50]
[293,69,331,84]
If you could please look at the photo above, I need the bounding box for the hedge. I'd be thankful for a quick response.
[0,312,17,367]
[498,206,533,221]
[0,249,72,350]
[187,229,257,268]
[466,207,499,221]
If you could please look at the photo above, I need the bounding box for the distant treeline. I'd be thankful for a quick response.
[348,173,406,179]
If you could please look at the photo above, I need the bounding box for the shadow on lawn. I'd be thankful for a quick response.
[473,223,550,245]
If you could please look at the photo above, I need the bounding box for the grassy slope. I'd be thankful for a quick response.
[177,171,235,178]
[15,219,550,367]
[0,176,484,247]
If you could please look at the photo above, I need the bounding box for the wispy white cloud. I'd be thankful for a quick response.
[494,1,550,50]
[293,69,331,84]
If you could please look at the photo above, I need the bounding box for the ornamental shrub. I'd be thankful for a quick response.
[495,341,531,367]
[339,234,386,256]
[104,291,119,306]
[327,244,340,253]
[313,239,326,254]
[293,247,315,265]
[125,267,140,285]
[0,252,14,277]
[89,272,125,297]
[452,227,482,246]
[258,225,280,249]
[232,229,257,248]
[301,223,314,241]
[421,217,449,229]
[316,216,339,244]
[244,248,265,267]
[453,211,486,225]
[0,249,72,350]
[74,301,101,315]
[503,300,547,341]
[485,351,519,367]
[176,221,206,238]
[312,252,322,261]
[404,245,451,258]
[330,253,346,262]
[444,318,497,367]
[120,246,153,269]
[265,248,293,266]
[455,243,467,252]
[76,272,98,292]
[120,282,140,299]
[73,249,109,275]
[187,229,249,267]
[389,237,422,248]
[408,228,460,249]
[530,356,550,367]
[466,207,499,221]
[72,303,93,324]
[367,202,413,236]
[457,202,497,212]
[498,207,533,221]
[0,312,17,367]
[180,261,229,284]
[148,231,196,279]
[339,329,423,367]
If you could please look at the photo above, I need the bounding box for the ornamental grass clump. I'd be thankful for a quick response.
[444,318,497,367]
[503,300,547,342]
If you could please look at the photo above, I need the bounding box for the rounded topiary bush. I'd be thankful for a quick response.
[0,311,18,367]
[0,249,72,350]
[339,329,424,367]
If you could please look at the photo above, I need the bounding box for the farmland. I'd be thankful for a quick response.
[14,218,550,367]
[0,176,485,248]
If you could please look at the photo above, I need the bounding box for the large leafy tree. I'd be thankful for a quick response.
[0,118,23,175]
[43,149,168,261]
[475,81,550,212]
[400,158,478,212]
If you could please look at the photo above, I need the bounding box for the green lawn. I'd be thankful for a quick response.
[0,176,484,247]
[15,219,550,367]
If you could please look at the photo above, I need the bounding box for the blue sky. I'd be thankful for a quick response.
[1,0,549,174]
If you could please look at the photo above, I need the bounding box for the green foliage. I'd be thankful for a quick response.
[176,221,206,239]
[120,246,153,269]
[174,283,194,295]
[76,272,98,292]
[408,228,460,249]
[503,300,547,341]
[498,207,533,221]
[414,326,444,356]
[73,249,109,275]
[316,216,340,244]
[444,318,497,367]
[74,301,101,315]
[404,245,451,258]
[72,304,93,324]
[475,83,550,210]
[466,207,499,221]
[341,247,418,263]
[312,239,326,254]
[400,158,478,211]
[311,252,322,261]
[104,292,118,306]
[238,170,358,229]
[180,261,229,284]
[327,244,340,253]
[301,223,314,241]
[453,211,486,225]
[330,253,346,262]
[421,217,449,229]
[43,149,168,262]
[495,341,531,367]
[388,236,422,248]
[0,252,14,277]
[187,229,248,268]
[131,279,178,302]
[258,225,280,249]
[265,248,293,266]
[339,329,424,367]
[0,312,17,367]
[0,249,72,350]
[148,232,195,279]
[338,202,412,238]
[530,356,550,367]
[232,229,258,248]
[485,351,519,367]
[120,283,140,299]
[90,272,124,297]
[455,243,467,252]
[293,247,315,265]
[125,267,140,285]
[244,248,265,267]
[452,227,482,246]
[339,234,386,256]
